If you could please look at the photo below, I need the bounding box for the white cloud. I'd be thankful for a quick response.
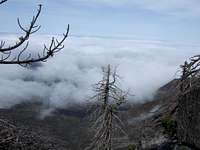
[12,0,200,17]
[77,0,200,17]
[0,34,200,109]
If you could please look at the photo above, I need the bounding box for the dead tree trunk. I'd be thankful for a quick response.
[86,65,128,150]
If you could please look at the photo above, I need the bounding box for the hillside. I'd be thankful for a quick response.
[0,79,196,149]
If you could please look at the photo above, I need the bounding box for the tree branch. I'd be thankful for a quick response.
[0,24,69,66]
[0,0,7,5]
[0,3,70,66]
[0,4,42,52]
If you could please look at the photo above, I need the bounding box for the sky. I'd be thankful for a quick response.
[0,0,200,110]
[0,0,200,43]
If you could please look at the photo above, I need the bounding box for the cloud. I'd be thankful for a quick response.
[9,0,200,17]
[0,34,200,109]
[76,0,200,17]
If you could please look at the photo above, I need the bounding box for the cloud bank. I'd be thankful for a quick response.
[0,34,199,109]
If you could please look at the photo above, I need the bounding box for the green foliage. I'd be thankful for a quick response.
[127,144,136,150]
[161,115,176,137]
[177,146,192,150]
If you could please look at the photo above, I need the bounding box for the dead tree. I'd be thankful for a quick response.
[0,1,69,67]
[180,55,200,93]
[86,65,129,150]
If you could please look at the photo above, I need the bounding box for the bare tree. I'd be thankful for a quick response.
[180,55,200,93]
[0,0,69,67]
[86,65,129,150]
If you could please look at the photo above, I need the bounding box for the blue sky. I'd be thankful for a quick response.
[1,0,200,43]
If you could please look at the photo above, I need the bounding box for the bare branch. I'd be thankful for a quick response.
[180,55,200,93]
[0,4,42,52]
[0,2,70,66]
[0,0,7,5]
[0,25,69,66]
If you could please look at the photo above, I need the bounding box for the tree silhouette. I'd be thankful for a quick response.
[0,0,69,67]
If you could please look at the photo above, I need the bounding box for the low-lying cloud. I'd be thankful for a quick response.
[0,34,200,109]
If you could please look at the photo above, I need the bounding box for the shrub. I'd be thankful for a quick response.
[161,115,177,137]
[128,144,137,150]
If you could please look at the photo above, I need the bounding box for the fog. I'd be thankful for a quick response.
[0,34,199,108]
